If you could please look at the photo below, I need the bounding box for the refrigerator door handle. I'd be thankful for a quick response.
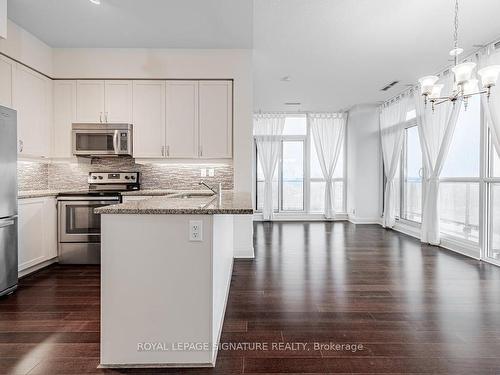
[0,218,16,228]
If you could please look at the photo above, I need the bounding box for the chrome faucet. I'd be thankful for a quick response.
[199,181,223,203]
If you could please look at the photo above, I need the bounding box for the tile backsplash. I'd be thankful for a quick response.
[18,161,49,191]
[18,157,234,191]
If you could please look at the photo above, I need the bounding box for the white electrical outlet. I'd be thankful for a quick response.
[200,168,207,177]
[189,220,203,242]
[208,168,215,177]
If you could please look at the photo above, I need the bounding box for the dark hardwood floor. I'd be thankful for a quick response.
[1,222,500,374]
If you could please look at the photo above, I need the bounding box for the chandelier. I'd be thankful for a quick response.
[418,0,500,111]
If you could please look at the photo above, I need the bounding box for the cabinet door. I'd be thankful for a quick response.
[43,78,53,158]
[18,198,45,271]
[165,81,199,158]
[13,64,48,157]
[53,81,76,158]
[76,80,105,122]
[105,80,132,123]
[199,81,232,158]
[132,81,165,158]
[0,55,13,108]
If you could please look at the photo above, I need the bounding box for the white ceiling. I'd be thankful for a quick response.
[7,0,500,111]
[7,0,253,48]
[253,0,500,112]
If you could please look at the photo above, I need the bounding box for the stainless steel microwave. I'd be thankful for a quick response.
[72,123,133,157]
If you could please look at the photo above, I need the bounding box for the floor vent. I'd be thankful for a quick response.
[380,80,399,91]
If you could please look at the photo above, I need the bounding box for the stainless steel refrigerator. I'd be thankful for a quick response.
[0,105,18,297]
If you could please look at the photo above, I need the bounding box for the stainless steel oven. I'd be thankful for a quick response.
[57,172,140,264]
[57,196,119,264]
[72,123,133,157]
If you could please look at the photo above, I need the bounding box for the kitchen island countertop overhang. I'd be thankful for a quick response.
[94,191,253,215]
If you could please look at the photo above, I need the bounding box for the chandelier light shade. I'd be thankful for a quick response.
[462,79,479,96]
[429,84,444,99]
[451,62,476,84]
[478,65,500,88]
[416,0,499,110]
[418,76,440,96]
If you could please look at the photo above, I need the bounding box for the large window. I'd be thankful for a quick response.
[310,138,344,213]
[255,115,346,216]
[440,96,481,243]
[400,125,422,222]
[488,136,500,261]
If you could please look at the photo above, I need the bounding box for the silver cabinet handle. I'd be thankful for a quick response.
[18,140,23,153]
[99,112,103,123]
[166,145,170,157]
[105,112,108,123]
[161,146,165,157]
[199,145,203,157]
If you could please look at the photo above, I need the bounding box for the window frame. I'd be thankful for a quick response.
[254,114,347,217]
[398,120,423,225]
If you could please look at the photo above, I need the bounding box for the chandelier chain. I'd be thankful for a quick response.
[453,0,459,49]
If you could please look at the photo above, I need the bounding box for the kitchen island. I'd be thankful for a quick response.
[95,192,253,368]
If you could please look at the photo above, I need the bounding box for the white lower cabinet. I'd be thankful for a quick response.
[18,197,57,273]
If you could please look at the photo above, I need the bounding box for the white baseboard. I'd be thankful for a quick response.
[253,213,349,222]
[18,257,58,278]
[348,215,382,225]
[233,253,255,259]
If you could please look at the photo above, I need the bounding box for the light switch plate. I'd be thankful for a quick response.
[208,168,215,177]
[189,220,203,242]
[200,168,207,177]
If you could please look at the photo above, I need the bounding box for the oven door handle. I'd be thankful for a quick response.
[113,130,120,154]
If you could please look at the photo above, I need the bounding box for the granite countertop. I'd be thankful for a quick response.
[95,191,253,215]
[18,190,89,199]
[17,189,212,199]
[120,189,213,197]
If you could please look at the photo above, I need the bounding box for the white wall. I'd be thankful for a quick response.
[347,104,382,224]
[0,20,53,75]
[0,0,6,40]
[53,48,253,193]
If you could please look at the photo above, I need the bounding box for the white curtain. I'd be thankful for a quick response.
[380,94,411,228]
[309,113,346,219]
[416,74,463,245]
[479,47,500,158]
[254,113,285,220]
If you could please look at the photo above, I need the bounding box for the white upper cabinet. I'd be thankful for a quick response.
[13,64,51,157]
[105,80,132,123]
[53,81,77,158]
[76,80,105,123]
[165,81,199,158]
[0,55,13,108]
[76,80,132,123]
[133,81,165,158]
[199,81,232,158]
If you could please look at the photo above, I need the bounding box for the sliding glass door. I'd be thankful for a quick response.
[401,125,422,223]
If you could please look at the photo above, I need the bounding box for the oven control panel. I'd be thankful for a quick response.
[88,172,140,184]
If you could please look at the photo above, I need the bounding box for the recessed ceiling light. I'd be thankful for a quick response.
[281,76,291,82]
[89,0,101,4]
